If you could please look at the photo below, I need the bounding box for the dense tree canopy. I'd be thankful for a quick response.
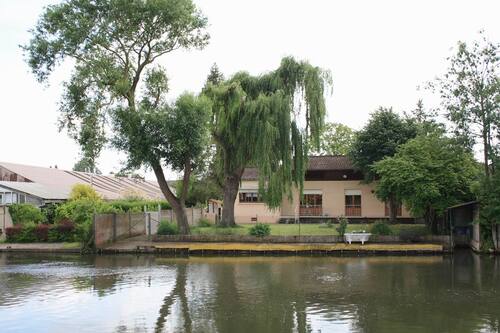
[311,122,355,156]
[431,32,499,177]
[349,107,418,222]
[205,57,332,226]
[24,0,210,234]
[349,107,418,180]
[374,134,478,233]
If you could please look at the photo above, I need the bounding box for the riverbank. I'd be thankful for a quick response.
[0,242,81,253]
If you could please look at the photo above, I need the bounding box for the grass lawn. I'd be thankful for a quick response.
[191,223,429,237]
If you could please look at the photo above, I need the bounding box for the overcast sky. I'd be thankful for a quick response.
[1,0,499,179]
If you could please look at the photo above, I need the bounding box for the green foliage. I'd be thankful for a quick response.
[69,184,101,202]
[325,219,334,228]
[9,204,46,225]
[248,223,271,237]
[475,168,500,228]
[157,221,179,235]
[198,218,213,227]
[73,157,101,174]
[336,216,348,237]
[374,134,479,233]
[24,0,210,235]
[349,107,418,181]
[41,203,58,224]
[109,200,170,212]
[430,31,499,175]
[370,221,393,235]
[55,196,118,246]
[312,122,356,155]
[205,57,332,227]
[176,175,223,207]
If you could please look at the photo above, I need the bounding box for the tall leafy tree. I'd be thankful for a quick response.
[374,134,478,234]
[431,32,499,177]
[23,0,209,234]
[349,107,417,222]
[205,57,332,227]
[311,122,355,155]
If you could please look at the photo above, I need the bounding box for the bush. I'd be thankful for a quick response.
[336,216,348,237]
[325,219,334,228]
[157,221,178,235]
[69,184,102,201]
[198,218,212,227]
[6,224,37,243]
[41,203,58,224]
[9,204,46,225]
[6,221,76,243]
[370,220,393,235]
[248,223,271,237]
[34,224,50,241]
[48,220,76,242]
[110,199,171,212]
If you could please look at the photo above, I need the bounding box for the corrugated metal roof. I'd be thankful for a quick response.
[0,162,164,200]
[241,156,356,180]
[0,181,68,200]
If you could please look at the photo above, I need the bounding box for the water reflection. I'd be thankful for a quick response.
[0,252,499,333]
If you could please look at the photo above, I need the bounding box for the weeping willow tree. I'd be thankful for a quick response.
[205,57,332,226]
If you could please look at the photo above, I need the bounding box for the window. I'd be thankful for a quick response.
[300,194,322,207]
[385,202,402,216]
[239,192,261,203]
[300,193,323,216]
[345,190,361,216]
[19,194,26,204]
[0,194,3,204]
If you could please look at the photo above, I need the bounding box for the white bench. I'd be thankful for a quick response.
[344,233,371,245]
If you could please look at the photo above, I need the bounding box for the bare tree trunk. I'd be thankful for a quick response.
[152,162,190,235]
[220,169,243,227]
[389,194,398,224]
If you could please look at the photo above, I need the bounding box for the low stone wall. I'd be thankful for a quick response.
[153,234,452,249]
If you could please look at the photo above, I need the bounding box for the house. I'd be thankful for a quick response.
[0,161,165,206]
[234,155,413,223]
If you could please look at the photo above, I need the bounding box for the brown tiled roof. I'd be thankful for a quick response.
[241,155,355,180]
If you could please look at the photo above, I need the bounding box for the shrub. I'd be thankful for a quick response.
[41,203,58,224]
[157,221,179,235]
[6,224,37,243]
[6,226,23,242]
[248,223,271,237]
[370,220,393,235]
[9,204,46,225]
[325,219,334,228]
[69,184,102,201]
[110,199,171,212]
[198,218,212,227]
[336,216,348,237]
[48,220,76,242]
[34,224,50,241]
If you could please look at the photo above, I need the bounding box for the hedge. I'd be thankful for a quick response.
[6,222,76,243]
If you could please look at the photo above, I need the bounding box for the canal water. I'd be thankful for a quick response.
[0,251,499,333]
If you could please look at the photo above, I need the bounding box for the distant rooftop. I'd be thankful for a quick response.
[0,161,164,200]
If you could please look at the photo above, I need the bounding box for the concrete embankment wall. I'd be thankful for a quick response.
[94,212,146,248]
[153,234,452,250]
